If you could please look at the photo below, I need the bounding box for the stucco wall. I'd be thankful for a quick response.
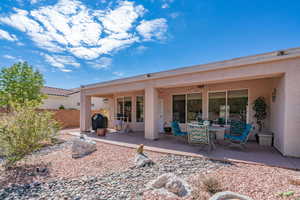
[159,78,274,138]
[68,92,107,110]
[40,93,107,110]
[283,65,300,157]
[49,109,108,129]
[270,77,285,153]
[40,95,69,110]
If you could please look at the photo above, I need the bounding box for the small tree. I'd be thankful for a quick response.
[0,102,60,168]
[0,62,45,110]
[253,97,267,132]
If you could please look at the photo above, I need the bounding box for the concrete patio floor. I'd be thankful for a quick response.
[65,129,300,170]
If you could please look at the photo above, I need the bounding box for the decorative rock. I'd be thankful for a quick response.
[134,153,153,168]
[72,137,97,158]
[148,173,190,197]
[151,173,174,188]
[209,191,253,200]
[0,154,228,200]
[165,177,188,197]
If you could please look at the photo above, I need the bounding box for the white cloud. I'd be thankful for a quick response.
[30,0,39,4]
[135,45,148,54]
[0,29,18,41]
[88,57,112,69]
[113,71,124,77]
[0,0,168,67]
[42,53,80,72]
[136,18,168,41]
[3,54,16,59]
[100,1,145,34]
[161,3,169,9]
[161,0,174,9]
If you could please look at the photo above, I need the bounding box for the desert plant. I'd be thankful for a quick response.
[252,97,267,132]
[0,103,60,168]
[190,175,223,199]
[202,177,222,194]
[0,62,45,111]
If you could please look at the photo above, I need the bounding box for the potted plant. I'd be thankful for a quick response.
[253,97,267,132]
[253,97,270,145]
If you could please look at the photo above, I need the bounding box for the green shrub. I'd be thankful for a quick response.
[58,105,65,110]
[0,104,60,168]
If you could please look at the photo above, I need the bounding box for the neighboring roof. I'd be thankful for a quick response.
[82,47,300,90]
[41,86,79,97]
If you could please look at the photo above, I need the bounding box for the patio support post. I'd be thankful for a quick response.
[145,86,159,140]
[282,71,300,157]
[80,91,91,132]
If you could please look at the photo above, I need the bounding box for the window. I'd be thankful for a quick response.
[228,89,248,123]
[124,97,132,122]
[208,92,227,123]
[208,89,248,124]
[117,97,132,122]
[136,96,144,122]
[173,93,202,123]
[187,93,203,122]
[173,95,186,123]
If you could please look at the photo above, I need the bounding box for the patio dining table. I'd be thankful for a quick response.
[208,126,227,140]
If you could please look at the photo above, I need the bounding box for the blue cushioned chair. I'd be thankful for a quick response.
[171,121,188,136]
[224,124,252,149]
[229,120,246,136]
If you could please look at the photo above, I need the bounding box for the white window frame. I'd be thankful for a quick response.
[115,96,132,122]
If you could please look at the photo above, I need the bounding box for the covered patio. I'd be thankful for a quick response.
[80,47,300,158]
[68,129,300,169]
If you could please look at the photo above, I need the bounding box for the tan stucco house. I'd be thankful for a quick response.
[40,86,107,110]
[80,47,300,157]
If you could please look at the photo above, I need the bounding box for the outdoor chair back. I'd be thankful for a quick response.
[187,123,215,151]
[171,121,187,136]
[224,123,252,148]
[229,120,246,136]
[187,123,210,144]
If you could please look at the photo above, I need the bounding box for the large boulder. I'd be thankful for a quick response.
[72,136,97,158]
[134,153,154,168]
[209,191,253,200]
[148,173,191,198]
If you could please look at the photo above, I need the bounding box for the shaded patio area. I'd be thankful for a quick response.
[67,129,300,170]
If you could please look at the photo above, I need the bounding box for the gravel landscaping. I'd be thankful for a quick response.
[0,154,229,200]
[0,134,299,200]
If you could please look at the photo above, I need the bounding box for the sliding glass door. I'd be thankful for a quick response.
[208,89,248,124]
[187,93,202,123]
[208,91,227,123]
[227,90,248,123]
[116,97,132,122]
[172,93,202,123]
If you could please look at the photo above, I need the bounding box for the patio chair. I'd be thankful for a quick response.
[187,123,215,152]
[229,120,246,136]
[224,123,252,149]
[171,121,188,136]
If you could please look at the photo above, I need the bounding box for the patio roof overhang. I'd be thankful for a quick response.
[81,47,300,92]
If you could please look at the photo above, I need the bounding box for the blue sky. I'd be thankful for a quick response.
[0,0,299,89]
